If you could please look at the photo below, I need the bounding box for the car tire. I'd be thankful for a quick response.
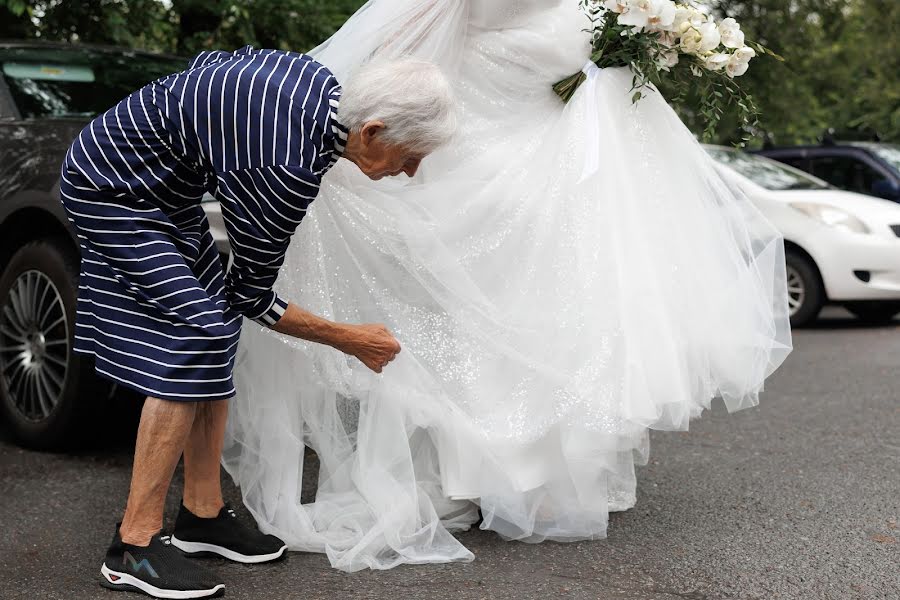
[785,250,825,328]
[843,301,900,325]
[0,237,112,450]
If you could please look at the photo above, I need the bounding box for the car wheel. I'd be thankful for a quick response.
[0,237,111,449]
[785,250,824,328]
[843,301,900,325]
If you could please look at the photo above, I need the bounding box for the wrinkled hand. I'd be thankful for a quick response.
[341,324,401,373]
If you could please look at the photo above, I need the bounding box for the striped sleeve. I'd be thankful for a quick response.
[215,164,321,327]
[187,50,233,70]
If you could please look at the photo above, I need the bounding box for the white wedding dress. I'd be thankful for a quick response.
[221,0,792,572]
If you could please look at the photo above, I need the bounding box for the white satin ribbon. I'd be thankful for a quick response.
[577,61,602,184]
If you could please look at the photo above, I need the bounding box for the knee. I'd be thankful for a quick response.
[193,399,229,427]
[142,396,198,425]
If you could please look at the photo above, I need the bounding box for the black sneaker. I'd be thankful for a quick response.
[100,525,225,598]
[171,504,287,564]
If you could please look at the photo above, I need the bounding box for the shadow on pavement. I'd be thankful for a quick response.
[803,305,899,331]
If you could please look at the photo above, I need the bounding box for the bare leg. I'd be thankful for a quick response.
[182,399,229,518]
[120,397,197,546]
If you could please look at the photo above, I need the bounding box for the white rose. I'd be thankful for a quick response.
[703,52,731,71]
[732,46,757,63]
[673,5,706,31]
[679,27,703,54]
[672,6,691,30]
[726,53,750,77]
[698,21,721,52]
[718,17,745,49]
[693,6,710,25]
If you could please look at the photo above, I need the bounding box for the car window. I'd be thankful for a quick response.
[862,144,900,173]
[706,148,829,191]
[776,156,808,172]
[808,155,884,195]
[0,47,186,119]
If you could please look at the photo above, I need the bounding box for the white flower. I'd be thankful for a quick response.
[732,46,757,63]
[718,17,745,49]
[656,49,680,70]
[675,6,719,55]
[679,27,703,54]
[698,21,721,52]
[672,6,690,30]
[703,52,731,71]
[618,0,653,28]
[690,64,704,77]
[619,0,676,32]
[602,0,628,14]
[647,0,676,31]
[726,53,750,77]
[673,5,706,31]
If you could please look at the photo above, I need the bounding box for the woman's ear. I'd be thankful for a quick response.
[360,120,386,146]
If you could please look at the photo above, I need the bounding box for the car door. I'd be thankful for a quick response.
[0,71,32,207]
[0,50,104,450]
[0,63,84,224]
[807,151,892,198]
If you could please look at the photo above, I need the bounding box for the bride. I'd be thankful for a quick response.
[222,0,792,572]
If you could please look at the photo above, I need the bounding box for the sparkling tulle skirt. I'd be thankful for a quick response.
[222,1,792,572]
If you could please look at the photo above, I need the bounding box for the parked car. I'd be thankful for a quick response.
[0,41,230,449]
[754,141,900,203]
[706,146,900,327]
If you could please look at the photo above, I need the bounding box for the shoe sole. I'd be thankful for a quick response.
[100,563,225,599]
[170,537,288,564]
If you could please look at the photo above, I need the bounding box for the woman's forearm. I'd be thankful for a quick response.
[270,302,401,373]
[270,302,352,349]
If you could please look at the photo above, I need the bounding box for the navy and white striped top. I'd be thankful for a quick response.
[60,46,349,400]
[159,46,349,326]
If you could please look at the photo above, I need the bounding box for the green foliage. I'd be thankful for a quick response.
[168,0,367,55]
[0,0,896,145]
[0,0,367,55]
[839,0,900,142]
[702,0,899,145]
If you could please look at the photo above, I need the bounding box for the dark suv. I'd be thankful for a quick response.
[0,42,191,449]
[754,141,900,203]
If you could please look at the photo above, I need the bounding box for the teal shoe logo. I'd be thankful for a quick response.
[123,551,159,579]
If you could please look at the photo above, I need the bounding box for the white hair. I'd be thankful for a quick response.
[337,59,457,154]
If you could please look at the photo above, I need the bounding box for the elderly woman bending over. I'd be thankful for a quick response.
[59,48,453,599]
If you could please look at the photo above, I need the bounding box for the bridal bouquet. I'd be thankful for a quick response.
[554,0,781,141]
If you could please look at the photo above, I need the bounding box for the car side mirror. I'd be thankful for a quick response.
[871,178,900,201]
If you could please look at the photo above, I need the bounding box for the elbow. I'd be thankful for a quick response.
[225,288,268,319]
[225,286,285,327]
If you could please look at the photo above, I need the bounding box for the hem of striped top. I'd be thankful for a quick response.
[253,296,289,328]
[73,347,236,402]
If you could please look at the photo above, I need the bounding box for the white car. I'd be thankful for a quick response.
[706,146,900,326]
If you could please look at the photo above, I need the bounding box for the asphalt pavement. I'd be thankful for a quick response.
[1,307,898,600]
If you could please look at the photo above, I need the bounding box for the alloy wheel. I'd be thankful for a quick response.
[785,264,806,317]
[0,270,70,422]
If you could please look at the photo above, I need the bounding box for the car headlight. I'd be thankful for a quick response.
[789,202,871,234]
